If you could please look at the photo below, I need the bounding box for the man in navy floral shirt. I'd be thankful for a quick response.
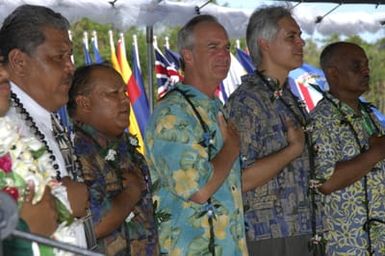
[68,64,159,256]
[225,5,323,256]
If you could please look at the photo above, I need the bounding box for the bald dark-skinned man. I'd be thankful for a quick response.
[311,41,385,256]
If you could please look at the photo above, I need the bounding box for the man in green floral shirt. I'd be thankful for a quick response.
[312,42,385,255]
[145,15,248,255]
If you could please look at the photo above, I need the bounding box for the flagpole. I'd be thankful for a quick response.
[92,30,98,49]
[133,35,141,72]
[146,25,154,112]
[68,30,75,64]
[83,31,89,51]
[164,36,170,50]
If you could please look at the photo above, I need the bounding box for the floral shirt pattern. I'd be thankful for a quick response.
[74,124,159,256]
[145,83,248,256]
[311,94,385,256]
[224,73,322,241]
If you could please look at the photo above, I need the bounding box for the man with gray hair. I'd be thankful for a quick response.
[225,5,323,256]
[0,4,91,252]
[145,14,248,255]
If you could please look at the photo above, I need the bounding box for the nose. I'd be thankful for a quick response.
[0,67,9,81]
[217,46,230,57]
[296,36,305,47]
[123,90,131,105]
[360,65,370,75]
[65,54,75,74]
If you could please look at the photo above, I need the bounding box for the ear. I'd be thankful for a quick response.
[75,95,91,112]
[327,66,338,81]
[324,66,341,88]
[257,38,270,52]
[181,48,193,66]
[7,49,28,76]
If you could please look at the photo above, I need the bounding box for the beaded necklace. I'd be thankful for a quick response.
[10,92,61,181]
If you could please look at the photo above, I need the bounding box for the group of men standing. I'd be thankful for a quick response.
[0,2,383,256]
[147,4,385,256]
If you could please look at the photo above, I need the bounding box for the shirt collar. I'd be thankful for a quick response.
[75,122,120,149]
[177,82,223,110]
[10,81,53,130]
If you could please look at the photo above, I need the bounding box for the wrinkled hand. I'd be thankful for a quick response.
[61,177,89,218]
[20,184,58,236]
[368,135,385,161]
[218,112,240,156]
[285,118,305,157]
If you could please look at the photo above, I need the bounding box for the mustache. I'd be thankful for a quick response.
[64,76,73,85]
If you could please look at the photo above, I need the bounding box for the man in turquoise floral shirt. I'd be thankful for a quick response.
[145,15,248,255]
[312,42,385,255]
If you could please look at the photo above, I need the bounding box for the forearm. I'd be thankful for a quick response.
[94,187,141,238]
[242,145,301,192]
[190,143,239,204]
[320,150,382,194]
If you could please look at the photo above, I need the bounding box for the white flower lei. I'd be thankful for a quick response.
[0,116,58,204]
[0,117,79,256]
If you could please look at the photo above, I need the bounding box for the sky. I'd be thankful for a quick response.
[217,0,385,43]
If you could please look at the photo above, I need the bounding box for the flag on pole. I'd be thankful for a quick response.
[288,63,328,112]
[109,30,122,75]
[131,36,150,136]
[235,48,255,74]
[82,31,92,65]
[164,47,182,71]
[234,49,326,112]
[154,47,183,98]
[91,31,103,64]
[218,53,247,103]
[91,41,103,64]
[116,34,145,153]
[82,43,92,65]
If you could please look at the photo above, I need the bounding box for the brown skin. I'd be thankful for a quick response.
[241,16,306,192]
[319,42,385,194]
[326,43,370,111]
[73,67,130,138]
[20,185,58,236]
[0,57,10,116]
[6,26,89,218]
[181,21,241,204]
[72,67,143,238]
[7,26,74,112]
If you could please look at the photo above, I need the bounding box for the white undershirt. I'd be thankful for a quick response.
[7,82,69,177]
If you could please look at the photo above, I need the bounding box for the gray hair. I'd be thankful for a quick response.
[0,4,70,63]
[177,14,223,70]
[246,5,292,68]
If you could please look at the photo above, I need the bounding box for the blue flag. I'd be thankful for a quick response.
[92,40,104,64]
[82,43,92,65]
